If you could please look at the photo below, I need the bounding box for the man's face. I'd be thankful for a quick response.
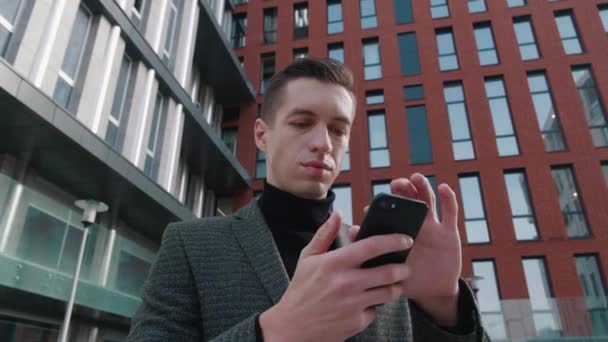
[255,78,354,199]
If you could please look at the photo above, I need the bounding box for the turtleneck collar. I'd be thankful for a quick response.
[258,180,335,233]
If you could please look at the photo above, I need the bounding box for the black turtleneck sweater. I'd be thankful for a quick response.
[254,181,474,339]
[258,181,336,279]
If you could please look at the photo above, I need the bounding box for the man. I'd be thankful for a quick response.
[128,58,490,341]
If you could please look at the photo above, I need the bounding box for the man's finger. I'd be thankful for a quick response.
[301,211,342,258]
[335,234,413,267]
[391,178,418,199]
[439,183,458,229]
[348,225,360,242]
[411,173,438,222]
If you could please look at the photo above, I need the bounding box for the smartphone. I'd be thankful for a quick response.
[355,193,428,268]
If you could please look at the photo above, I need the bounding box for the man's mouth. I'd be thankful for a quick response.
[302,160,332,171]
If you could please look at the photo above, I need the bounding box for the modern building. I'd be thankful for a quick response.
[0,0,254,340]
[230,0,608,340]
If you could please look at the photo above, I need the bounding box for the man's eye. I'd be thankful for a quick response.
[332,128,347,136]
[292,121,309,128]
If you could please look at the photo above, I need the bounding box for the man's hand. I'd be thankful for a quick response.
[259,211,414,342]
[349,173,462,327]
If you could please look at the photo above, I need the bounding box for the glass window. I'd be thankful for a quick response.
[522,258,562,337]
[293,47,308,60]
[468,0,487,13]
[363,38,382,80]
[263,8,277,44]
[260,53,275,93]
[341,146,350,171]
[472,260,508,340]
[575,254,607,300]
[53,4,93,110]
[551,166,590,238]
[366,90,384,105]
[162,0,179,64]
[144,92,167,181]
[474,23,499,66]
[427,175,441,219]
[110,234,155,297]
[372,181,391,197]
[513,17,540,60]
[360,0,377,29]
[397,32,421,76]
[404,84,424,100]
[106,54,134,151]
[504,171,538,240]
[256,149,266,178]
[484,77,519,156]
[328,42,344,63]
[444,82,475,160]
[430,0,449,19]
[459,175,490,243]
[294,3,309,39]
[507,0,526,7]
[231,13,247,48]
[0,0,25,58]
[600,5,608,33]
[333,185,353,225]
[603,162,608,187]
[555,11,583,55]
[221,127,238,155]
[368,111,390,168]
[394,0,413,24]
[131,0,147,28]
[407,105,433,164]
[436,28,459,71]
[527,72,566,152]
[327,0,343,34]
[571,66,608,148]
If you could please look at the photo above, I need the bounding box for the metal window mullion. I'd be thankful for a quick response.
[70,6,94,88]
[58,70,76,87]
[496,133,516,139]
[0,16,14,31]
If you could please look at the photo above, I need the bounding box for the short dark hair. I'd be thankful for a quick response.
[260,57,355,124]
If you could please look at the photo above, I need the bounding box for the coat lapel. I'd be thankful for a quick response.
[231,201,289,305]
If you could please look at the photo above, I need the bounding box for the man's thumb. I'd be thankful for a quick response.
[301,211,342,258]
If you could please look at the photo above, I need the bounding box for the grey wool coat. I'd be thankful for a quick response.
[127,200,491,341]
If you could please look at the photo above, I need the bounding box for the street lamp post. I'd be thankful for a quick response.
[57,200,108,342]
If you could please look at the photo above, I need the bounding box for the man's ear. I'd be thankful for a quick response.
[254,118,269,153]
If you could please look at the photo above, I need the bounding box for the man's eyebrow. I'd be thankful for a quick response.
[287,108,352,125]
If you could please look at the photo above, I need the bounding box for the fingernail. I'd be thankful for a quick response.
[403,236,413,247]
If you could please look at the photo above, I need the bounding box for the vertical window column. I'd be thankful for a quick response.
[550,166,590,238]
[363,38,382,80]
[513,17,540,60]
[430,0,449,19]
[360,0,377,29]
[106,54,135,151]
[231,13,246,48]
[294,3,309,39]
[53,4,93,111]
[260,53,275,93]
[555,11,583,55]
[144,92,168,181]
[574,254,608,336]
[332,185,353,225]
[474,23,499,66]
[397,32,421,76]
[571,66,608,147]
[504,171,538,240]
[436,28,459,71]
[406,105,433,164]
[256,149,266,179]
[459,174,490,243]
[444,82,475,160]
[328,42,344,63]
[0,0,25,58]
[485,77,519,156]
[472,260,508,340]
[522,258,562,337]
[327,0,343,34]
[368,110,390,168]
[263,8,277,44]
[527,72,566,152]
[162,0,180,65]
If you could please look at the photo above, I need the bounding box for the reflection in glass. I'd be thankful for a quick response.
[472,260,507,340]
[436,29,458,71]
[551,166,589,238]
[368,112,390,168]
[485,77,519,156]
[527,72,566,152]
[571,66,608,147]
[474,24,498,66]
[459,175,489,243]
[513,17,539,60]
[522,258,563,337]
[444,83,475,160]
[555,12,583,54]
[504,171,538,240]
[333,185,353,225]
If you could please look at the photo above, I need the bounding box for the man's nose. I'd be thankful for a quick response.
[309,125,332,154]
